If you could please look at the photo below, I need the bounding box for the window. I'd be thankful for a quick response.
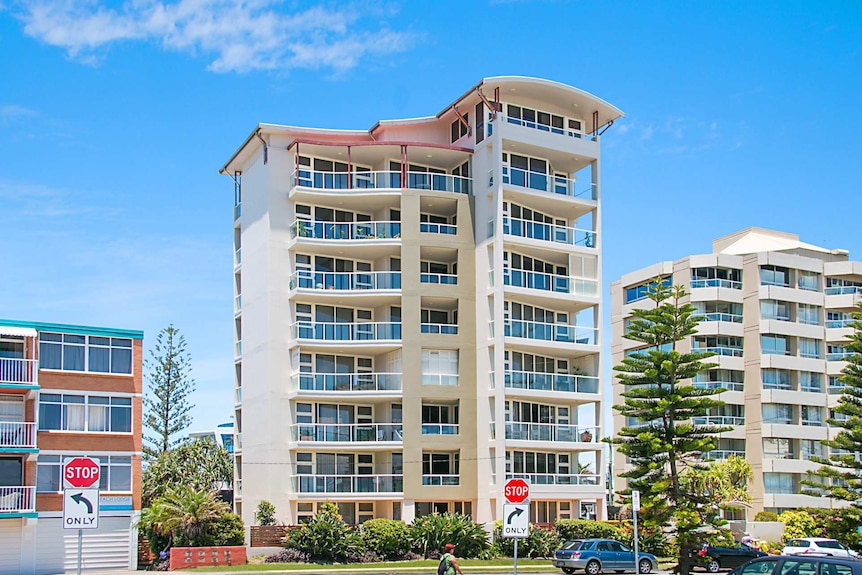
[37,455,132,492]
[760,265,789,286]
[799,372,822,392]
[450,112,468,143]
[797,271,820,291]
[799,338,821,359]
[801,405,823,426]
[625,276,672,304]
[761,300,791,321]
[39,333,132,374]
[38,394,132,432]
[691,267,742,288]
[797,304,821,325]
[761,335,788,355]
[422,452,459,485]
[763,438,793,458]
[762,404,793,424]
[780,560,819,575]
[762,369,791,390]
[694,369,744,392]
[693,335,744,356]
[506,104,566,135]
[801,439,825,460]
[764,472,794,494]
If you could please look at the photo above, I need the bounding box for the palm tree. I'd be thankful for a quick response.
[149,485,229,546]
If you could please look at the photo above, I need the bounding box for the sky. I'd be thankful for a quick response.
[1,0,861,436]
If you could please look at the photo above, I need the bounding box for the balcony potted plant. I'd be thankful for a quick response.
[579,429,593,442]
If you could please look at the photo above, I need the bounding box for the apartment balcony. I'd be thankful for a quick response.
[0,486,35,515]
[290,372,402,394]
[293,474,403,495]
[691,279,742,290]
[825,286,862,296]
[504,422,599,444]
[290,220,402,242]
[827,351,854,362]
[291,169,472,195]
[692,415,745,426]
[422,475,459,486]
[421,424,459,435]
[422,373,459,386]
[506,473,601,487]
[504,371,600,395]
[825,318,855,328]
[0,358,38,389]
[694,346,743,358]
[291,423,402,443]
[502,217,596,249]
[504,269,599,299]
[289,271,402,292]
[291,322,402,344]
[693,379,744,392]
[502,166,596,201]
[695,312,743,323]
[503,320,597,346]
[421,272,457,285]
[421,323,458,335]
[0,422,37,451]
[421,222,457,235]
[703,449,746,460]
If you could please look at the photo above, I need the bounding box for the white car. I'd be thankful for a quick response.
[782,538,858,557]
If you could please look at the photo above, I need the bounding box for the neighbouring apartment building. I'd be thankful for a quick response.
[611,228,862,515]
[220,76,622,527]
[0,319,143,574]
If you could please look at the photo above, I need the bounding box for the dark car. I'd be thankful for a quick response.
[695,543,769,572]
[728,555,862,575]
[553,538,658,575]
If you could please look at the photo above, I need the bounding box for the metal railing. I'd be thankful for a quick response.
[503,217,596,248]
[696,312,743,323]
[422,475,460,486]
[422,374,459,386]
[825,286,862,295]
[292,169,472,195]
[691,278,743,290]
[421,424,459,435]
[693,380,744,392]
[503,115,594,142]
[504,320,597,345]
[0,422,36,449]
[506,473,601,486]
[291,372,402,392]
[504,371,599,394]
[291,321,402,341]
[0,358,37,386]
[504,422,599,443]
[421,323,458,335]
[291,423,403,442]
[692,415,745,426]
[289,271,401,291]
[504,269,599,297]
[502,166,596,200]
[293,474,403,494]
[421,273,457,285]
[290,220,401,241]
[0,486,35,513]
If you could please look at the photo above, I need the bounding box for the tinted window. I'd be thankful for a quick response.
[562,541,588,551]
[740,559,778,575]
[790,540,811,548]
[822,565,853,575]
[596,543,611,552]
[780,560,818,575]
[816,541,843,549]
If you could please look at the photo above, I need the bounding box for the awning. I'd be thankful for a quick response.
[0,326,38,337]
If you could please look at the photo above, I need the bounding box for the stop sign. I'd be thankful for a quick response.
[504,478,531,504]
[64,457,100,489]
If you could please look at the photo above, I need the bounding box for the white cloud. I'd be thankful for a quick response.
[13,0,415,73]
[0,104,39,123]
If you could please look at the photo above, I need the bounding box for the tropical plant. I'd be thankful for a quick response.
[140,485,230,548]
[195,512,245,547]
[555,519,622,541]
[779,510,819,542]
[358,518,412,560]
[284,502,358,562]
[255,500,277,526]
[611,281,732,575]
[142,438,233,506]
[410,513,489,558]
[143,325,196,457]
[754,511,780,522]
[493,521,561,558]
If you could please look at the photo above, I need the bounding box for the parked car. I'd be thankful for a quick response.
[782,539,859,558]
[728,554,862,575]
[553,538,658,575]
[694,543,769,572]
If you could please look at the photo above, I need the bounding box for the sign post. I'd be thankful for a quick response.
[504,479,531,575]
[632,490,640,575]
[63,457,100,575]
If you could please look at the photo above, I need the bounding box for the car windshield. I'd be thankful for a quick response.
[562,541,590,551]
[816,541,843,549]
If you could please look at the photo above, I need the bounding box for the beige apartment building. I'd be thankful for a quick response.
[220,76,622,527]
[611,228,862,515]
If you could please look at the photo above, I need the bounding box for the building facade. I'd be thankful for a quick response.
[0,319,143,574]
[221,76,622,527]
[611,228,862,515]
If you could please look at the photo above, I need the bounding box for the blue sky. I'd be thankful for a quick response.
[1,1,860,434]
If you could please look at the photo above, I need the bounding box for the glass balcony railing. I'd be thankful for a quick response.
[290,220,401,241]
[0,358,37,386]
[694,346,743,357]
[693,380,744,392]
[504,371,600,394]
[292,169,472,195]
[421,323,458,335]
[0,422,36,450]
[502,166,596,200]
[293,474,403,494]
[826,319,855,328]
[421,373,459,386]
[422,475,460,486]
[695,313,743,323]
[763,451,796,460]
[291,321,402,341]
[703,450,747,460]
[504,320,597,345]
[0,486,35,514]
[289,271,401,291]
[291,372,402,392]
[504,269,599,297]
[503,114,593,141]
[763,382,792,390]
[421,424,459,435]
[825,286,862,295]
[504,422,599,443]
[292,423,403,442]
[503,217,596,248]
[420,222,457,235]
[421,273,457,285]
[692,415,745,425]
[828,351,854,361]
[506,473,600,486]
[691,278,742,290]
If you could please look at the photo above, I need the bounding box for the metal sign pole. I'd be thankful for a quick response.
[632,490,640,575]
[514,538,519,575]
[77,528,83,575]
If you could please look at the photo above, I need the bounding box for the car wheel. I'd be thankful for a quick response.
[586,560,601,575]
[639,559,652,574]
[706,559,720,573]
[563,569,576,574]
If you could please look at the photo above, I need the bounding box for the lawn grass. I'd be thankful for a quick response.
[195,557,562,572]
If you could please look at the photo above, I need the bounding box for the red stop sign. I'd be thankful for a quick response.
[64,457,100,489]
[504,478,530,504]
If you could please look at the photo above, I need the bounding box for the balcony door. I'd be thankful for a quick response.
[0,457,22,488]
[316,453,354,494]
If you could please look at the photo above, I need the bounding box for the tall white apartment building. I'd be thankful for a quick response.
[611,228,862,515]
[220,76,622,527]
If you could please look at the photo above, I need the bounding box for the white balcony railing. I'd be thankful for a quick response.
[506,473,601,486]
[291,321,401,342]
[504,422,599,443]
[292,423,402,442]
[502,166,596,200]
[293,474,403,494]
[503,216,596,248]
[422,475,459,486]
[0,486,35,514]
[290,220,401,241]
[504,320,597,345]
[692,415,745,426]
[0,358,37,386]
[0,422,36,449]
[291,372,402,392]
[504,269,599,297]
[292,169,472,195]
[504,371,600,394]
[691,279,742,290]
[696,313,743,323]
[289,271,401,291]
[421,423,459,435]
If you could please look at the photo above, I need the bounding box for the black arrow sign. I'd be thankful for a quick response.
[507,506,524,524]
[71,493,93,514]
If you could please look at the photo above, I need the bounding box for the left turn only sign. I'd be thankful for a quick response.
[63,488,100,530]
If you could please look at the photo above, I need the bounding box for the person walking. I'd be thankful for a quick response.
[439,544,465,575]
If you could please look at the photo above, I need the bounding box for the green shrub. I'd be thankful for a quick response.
[555,519,622,542]
[410,513,489,558]
[359,518,412,560]
[285,502,357,562]
[616,522,676,557]
[779,510,818,542]
[491,521,561,558]
[256,500,277,526]
[197,513,245,546]
[754,511,779,522]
